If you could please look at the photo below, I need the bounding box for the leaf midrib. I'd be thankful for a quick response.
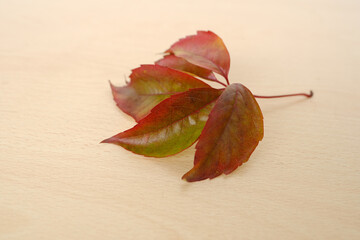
[123,96,219,139]
[174,50,222,75]
[137,91,180,96]
[195,89,249,167]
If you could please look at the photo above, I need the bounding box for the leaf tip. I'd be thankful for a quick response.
[181,170,207,182]
[181,172,194,182]
[100,137,117,144]
[109,80,119,92]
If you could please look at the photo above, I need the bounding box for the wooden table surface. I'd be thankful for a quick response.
[1,0,359,239]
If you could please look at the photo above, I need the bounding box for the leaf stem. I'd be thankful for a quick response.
[214,80,227,87]
[218,68,230,85]
[254,90,313,99]
[225,76,230,86]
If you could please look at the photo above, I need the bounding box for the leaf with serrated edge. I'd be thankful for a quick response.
[182,83,264,182]
[110,64,210,122]
[155,55,217,82]
[102,88,223,157]
[166,31,230,80]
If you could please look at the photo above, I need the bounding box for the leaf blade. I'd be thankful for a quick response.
[155,55,218,82]
[182,83,264,182]
[110,64,211,122]
[102,88,223,157]
[166,31,230,80]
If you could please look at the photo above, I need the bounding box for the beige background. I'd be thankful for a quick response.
[1,0,359,239]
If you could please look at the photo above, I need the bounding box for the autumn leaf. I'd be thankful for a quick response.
[182,83,264,182]
[166,31,230,82]
[102,88,223,157]
[155,55,218,82]
[103,30,313,182]
[110,64,210,122]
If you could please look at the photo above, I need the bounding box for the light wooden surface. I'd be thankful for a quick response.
[1,0,359,239]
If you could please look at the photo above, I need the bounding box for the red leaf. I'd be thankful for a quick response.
[166,31,230,81]
[110,64,211,122]
[155,55,217,82]
[102,88,223,157]
[182,83,264,182]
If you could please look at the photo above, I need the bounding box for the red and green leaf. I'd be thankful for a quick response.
[102,88,223,157]
[166,31,230,81]
[102,31,310,182]
[182,83,264,182]
[110,64,211,122]
[155,55,218,82]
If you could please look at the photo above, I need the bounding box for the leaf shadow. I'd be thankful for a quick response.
[146,143,266,187]
[151,147,195,172]
[136,156,196,190]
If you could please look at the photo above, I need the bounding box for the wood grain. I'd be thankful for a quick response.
[1,0,359,239]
